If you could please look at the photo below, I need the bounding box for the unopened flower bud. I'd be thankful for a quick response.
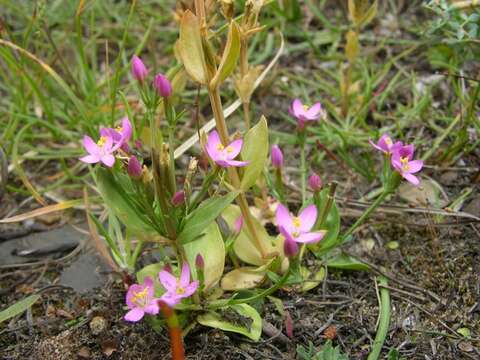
[153,73,172,98]
[233,216,243,236]
[283,236,299,258]
[128,156,142,179]
[172,191,185,207]
[220,0,234,20]
[131,55,148,82]
[271,145,284,169]
[195,254,204,270]
[285,311,293,338]
[163,263,172,274]
[308,173,322,192]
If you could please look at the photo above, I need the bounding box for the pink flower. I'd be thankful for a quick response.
[271,145,284,169]
[124,277,160,322]
[158,263,199,307]
[100,117,132,153]
[131,55,148,82]
[276,204,325,244]
[172,191,185,207]
[281,227,299,257]
[153,73,173,97]
[391,144,423,186]
[80,134,115,167]
[205,130,249,168]
[289,99,326,129]
[369,134,402,155]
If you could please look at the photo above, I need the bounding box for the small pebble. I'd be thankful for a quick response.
[89,316,107,335]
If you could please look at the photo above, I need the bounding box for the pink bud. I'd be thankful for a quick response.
[131,55,148,82]
[271,145,284,169]
[283,236,299,258]
[172,191,185,207]
[127,156,142,179]
[233,215,243,235]
[153,73,173,98]
[195,254,204,270]
[163,263,172,274]
[285,311,293,338]
[308,173,322,192]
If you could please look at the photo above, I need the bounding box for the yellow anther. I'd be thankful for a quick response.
[292,217,301,228]
[303,104,310,111]
[176,280,185,295]
[385,137,392,146]
[400,157,409,171]
[131,287,148,305]
[115,126,123,133]
[97,136,108,147]
[226,146,234,153]
[216,144,225,151]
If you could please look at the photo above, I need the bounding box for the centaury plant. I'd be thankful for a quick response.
[78,0,424,354]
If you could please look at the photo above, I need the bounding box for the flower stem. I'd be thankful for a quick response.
[298,130,307,204]
[208,86,268,259]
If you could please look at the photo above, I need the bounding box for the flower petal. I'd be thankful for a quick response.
[403,173,420,186]
[83,136,99,155]
[298,204,317,232]
[206,131,222,162]
[222,159,249,167]
[124,307,145,322]
[305,102,322,120]
[101,154,115,167]
[182,281,199,298]
[291,99,305,117]
[369,139,386,153]
[126,284,144,309]
[80,155,100,164]
[226,139,243,159]
[159,270,177,292]
[160,293,180,307]
[121,117,132,141]
[144,301,160,315]
[295,231,326,244]
[276,204,294,234]
[180,262,191,287]
[407,160,423,173]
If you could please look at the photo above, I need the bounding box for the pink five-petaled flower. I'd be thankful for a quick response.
[100,117,133,153]
[369,134,402,155]
[124,277,159,322]
[205,130,249,168]
[391,144,423,186]
[276,204,326,245]
[289,99,326,129]
[80,134,115,167]
[158,263,199,307]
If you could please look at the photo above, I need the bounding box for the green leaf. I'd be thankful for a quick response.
[178,192,238,245]
[222,205,275,266]
[177,10,208,84]
[211,21,241,87]
[0,294,41,323]
[197,304,262,341]
[240,117,269,191]
[184,221,225,290]
[95,167,155,234]
[326,254,370,271]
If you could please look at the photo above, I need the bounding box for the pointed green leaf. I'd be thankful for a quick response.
[240,116,269,191]
[211,21,241,87]
[178,10,208,84]
[326,253,370,271]
[0,294,41,323]
[178,192,238,244]
[197,304,262,341]
[184,221,225,290]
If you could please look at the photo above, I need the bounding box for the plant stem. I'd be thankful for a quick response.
[298,130,307,204]
[367,276,390,360]
[208,86,268,258]
[240,38,251,130]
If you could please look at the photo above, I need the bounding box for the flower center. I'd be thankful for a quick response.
[292,217,301,228]
[400,156,409,171]
[303,104,310,111]
[226,146,234,154]
[115,126,123,133]
[176,281,185,295]
[97,136,108,147]
[384,137,392,146]
[132,287,148,306]
[216,144,225,151]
